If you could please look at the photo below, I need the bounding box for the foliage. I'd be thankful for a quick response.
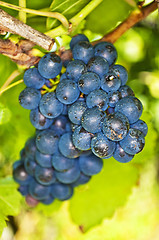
[0,0,158,239]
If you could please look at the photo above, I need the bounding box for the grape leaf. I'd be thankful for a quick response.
[0,177,22,236]
[69,159,138,231]
[85,0,133,35]
[47,0,91,29]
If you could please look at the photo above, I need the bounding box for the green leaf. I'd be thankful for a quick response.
[69,159,138,231]
[0,177,22,236]
[47,0,91,29]
[85,0,133,35]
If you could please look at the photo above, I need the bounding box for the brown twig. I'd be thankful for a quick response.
[0,8,55,51]
[93,0,158,44]
[0,39,40,66]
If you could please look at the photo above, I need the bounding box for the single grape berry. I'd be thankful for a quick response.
[23,68,46,89]
[78,72,101,95]
[51,183,73,200]
[30,108,53,130]
[87,56,109,78]
[79,154,103,176]
[19,87,41,110]
[86,89,108,111]
[91,132,116,158]
[108,91,121,107]
[38,53,62,79]
[120,128,145,155]
[68,101,87,125]
[81,107,106,133]
[111,65,128,86]
[39,92,63,119]
[59,132,81,158]
[94,42,117,66]
[103,112,129,141]
[70,34,89,50]
[36,129,59,155]
[113,143,134,163]
[101,71,121,93]
[72,126,92,151]
[35,165,56,186]
[119,85,134,98]
[56,80,80,105]
[115,96,143,124]
[130,119,148,137]
[52,152,76,172]
[66,60,86,82]
[72,41,94,64]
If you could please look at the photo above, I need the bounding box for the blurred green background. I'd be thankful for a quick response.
[0,0,159,239]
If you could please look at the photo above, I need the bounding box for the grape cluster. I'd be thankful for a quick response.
[13,34,148,206]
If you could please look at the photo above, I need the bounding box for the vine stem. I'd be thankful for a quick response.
[0,70,21,93]
[0,79,23,96]
[19,0,26,23]
[0,1,69,29]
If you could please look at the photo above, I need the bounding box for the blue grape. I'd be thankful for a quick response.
[55,161,80,184]
[101,71,121,93]
[106,107,115,115]
[50,115,71,136]
[18,185,29,196]
[113,143,134,163]
[56,80,80,105]
[70,34,89,50]
[41,195,54,205]
[59,132,81,158]
[29,179,51,200]
[78,72,100,94]
[19,87,41,110]
[13,161,31,185]
[94,42,117,65]
[130,119,148,137]
[72,126,92,150]
[79,153,103,176]
[81,107,106,133]
[51,183,73,200]
[115,96,143,124]
[87,56,109,78]
[91,132,116,158]
[68,101,87,125]
[72,172,91,187]
[30,108,53,130]
[23,68,45,89]
[72,41,94,64]
[39,92,63,119]
[24,157,37,176]
[25,138,36,158]
[119,85,134,98]
[35,150,52,168]
[35,165,56,185]
[103,112,129,141]
[86,89,108,111]
[111,65,128,86]
[52,152,75,172]
[120,128,145,155]
[66,60,86,82]
[108,91,121,107]
[36,129,59,155]
[38,53,62,78]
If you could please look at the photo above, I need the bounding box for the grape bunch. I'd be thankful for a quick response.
[13,34,148,206]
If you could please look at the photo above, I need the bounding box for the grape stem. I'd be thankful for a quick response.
[19,0,26,23]
[0,79,23,96]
